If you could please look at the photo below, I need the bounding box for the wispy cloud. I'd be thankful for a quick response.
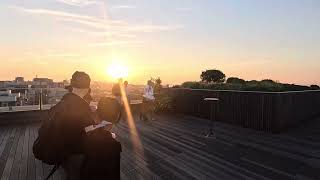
[11,6,128,28]
[89,40,143,47]
[125,24,184,33]
[47,53,81,58]
[12,6,181,33]
[67,27,137,38]
[11,6,183,47]
[111,5,136,9]
[176,7,192,12]
[12,6,98,21]
[56,0,98,6]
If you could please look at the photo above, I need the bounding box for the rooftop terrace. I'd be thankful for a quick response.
[0,111,319,180]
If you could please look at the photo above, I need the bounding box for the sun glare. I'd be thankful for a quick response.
[107,62,129,79]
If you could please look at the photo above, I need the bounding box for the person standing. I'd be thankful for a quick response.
[140,80,155,121]
[112,79,122,104]
[112,79,129,122]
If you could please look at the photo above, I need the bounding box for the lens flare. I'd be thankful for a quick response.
[107,62,129,79]
[119,83,144,156]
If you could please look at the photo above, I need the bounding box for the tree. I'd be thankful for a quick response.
[200,69,226,83]
[260,79,276,84]
[310,85,320,90]
[226,77,245,84]
[151,77,162,93]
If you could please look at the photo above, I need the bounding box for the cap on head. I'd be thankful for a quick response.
[71,71,91,89]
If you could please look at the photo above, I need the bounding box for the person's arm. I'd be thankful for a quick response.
[142,86,147,98]
[143,86,147,95]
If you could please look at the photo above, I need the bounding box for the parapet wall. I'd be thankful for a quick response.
[165,88,320,133]
[0,110,48,126]
[0,103,142,126]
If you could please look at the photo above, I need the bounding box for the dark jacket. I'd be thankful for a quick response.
[35,93,121,179]
[33,92,95,165]
[57,93,95,155]
[81,128,122,180]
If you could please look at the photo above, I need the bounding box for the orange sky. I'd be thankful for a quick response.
[1,0,320,85]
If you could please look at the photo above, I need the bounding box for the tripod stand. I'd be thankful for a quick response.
[204,98,219,138]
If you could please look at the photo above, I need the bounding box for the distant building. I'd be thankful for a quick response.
[0,77,69,106]
[15,77,24,83]
[0,90,18,107]
[47,88,68,104]
[32,77,54,88]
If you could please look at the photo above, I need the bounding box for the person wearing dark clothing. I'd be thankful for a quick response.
[81,97,122,180]
[57,72,95,180]
[34,71,94,180]
[112,79,128,123]
[59,93,94,180]
[34,71,122,180]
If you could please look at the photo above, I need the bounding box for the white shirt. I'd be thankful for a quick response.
[143,85,155,100]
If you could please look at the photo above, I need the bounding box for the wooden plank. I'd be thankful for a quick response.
[118,117,263,179]
[27,124,36,180]
[42,158,52,179]
[33,126,44,180]
[0,127,16,178]
[1,127,23,180]
[0,128,12,158]
[0,127,7,147]
[2,113,320,180]
[9,126,25,180]
[53,167,63,180]
[0,128,9,155]
[18,126,30,180]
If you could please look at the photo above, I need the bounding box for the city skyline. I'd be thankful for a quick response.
[1,0,320,85]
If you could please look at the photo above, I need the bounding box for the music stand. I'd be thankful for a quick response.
[204,98,219,138]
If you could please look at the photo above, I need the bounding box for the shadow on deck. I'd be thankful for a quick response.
[0,113,319,180]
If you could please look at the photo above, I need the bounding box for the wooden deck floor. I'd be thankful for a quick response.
[0,114,319,180]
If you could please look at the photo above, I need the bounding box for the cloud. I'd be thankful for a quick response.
[176,7,192,12]
[12,6,128,28]
[67,27,137,38]
[11,6,183,48]
[12,6,97,21]
[13,6,182,32]
[47,53,81,58]
[89,40,143,47]
[56,0,98,6]
[125,24,184,33]
[111,5,136,9]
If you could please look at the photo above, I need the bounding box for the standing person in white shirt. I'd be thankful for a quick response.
[140,80,155,121]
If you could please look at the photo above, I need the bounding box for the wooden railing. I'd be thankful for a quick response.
[164,88,320,133]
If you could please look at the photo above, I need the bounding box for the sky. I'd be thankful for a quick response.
[0,0,320,85]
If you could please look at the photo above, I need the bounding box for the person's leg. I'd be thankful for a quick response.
[61,154,85,180]
[115,96,123,123]
[144,100,154,121]
[117,105,123,123]
[140,99,148,121]
[150,100,156,120]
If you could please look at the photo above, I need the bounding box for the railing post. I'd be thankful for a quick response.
[39,89,43,111]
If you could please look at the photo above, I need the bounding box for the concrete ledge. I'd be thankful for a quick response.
[0,103,143,126]
[0,110,48,125]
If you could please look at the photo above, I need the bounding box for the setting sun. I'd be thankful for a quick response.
[107,62,129,80]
